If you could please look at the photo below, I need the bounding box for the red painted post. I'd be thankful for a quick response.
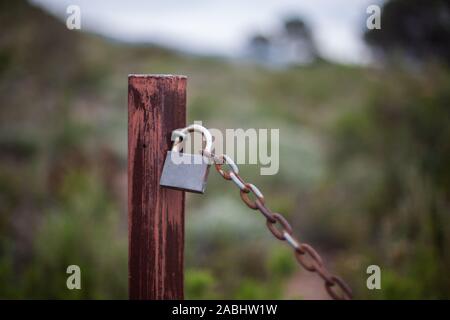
[128,74,186,299]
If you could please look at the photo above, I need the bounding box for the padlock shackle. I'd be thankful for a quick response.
[171,124,213,154]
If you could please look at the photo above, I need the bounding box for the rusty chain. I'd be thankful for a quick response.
[203,150,353,300]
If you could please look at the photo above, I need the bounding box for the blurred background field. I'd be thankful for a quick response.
[0,0,449,299]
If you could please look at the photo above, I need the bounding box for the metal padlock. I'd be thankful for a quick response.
[159,124,212,194]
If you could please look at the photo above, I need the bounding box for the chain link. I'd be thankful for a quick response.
[206,152,353,300]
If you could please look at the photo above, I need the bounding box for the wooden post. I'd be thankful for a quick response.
[128,74,186,299]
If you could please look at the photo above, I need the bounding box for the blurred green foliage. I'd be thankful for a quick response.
[185,269,217,299]
[0,1,449,299]
[331,66,450,299]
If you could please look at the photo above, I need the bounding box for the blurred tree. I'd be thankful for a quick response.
[282,17,318,63]
[248,34,271,61]
[247,17,317,66]
[365,0,450,64]
[284,18,315,49]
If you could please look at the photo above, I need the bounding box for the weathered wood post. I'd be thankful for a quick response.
[128,74,186,299]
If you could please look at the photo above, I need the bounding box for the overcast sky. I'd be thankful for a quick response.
[30,0,384,64]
